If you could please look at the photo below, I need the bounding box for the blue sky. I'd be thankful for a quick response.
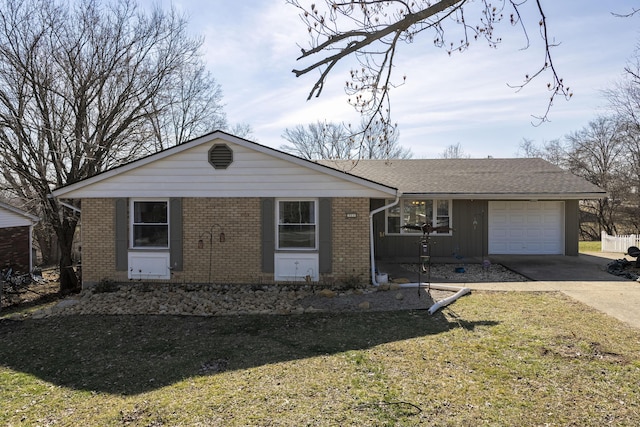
[142,1,640,158]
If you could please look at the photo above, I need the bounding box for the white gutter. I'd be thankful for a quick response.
[369,195,470,314]
[57,200,81,214]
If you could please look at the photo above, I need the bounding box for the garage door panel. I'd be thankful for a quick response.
[489,201,564,255]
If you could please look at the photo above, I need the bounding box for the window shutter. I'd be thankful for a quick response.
[319,198,332,273]
[169,198,183,271]
[261,198,275,273]
[115,198,128,271]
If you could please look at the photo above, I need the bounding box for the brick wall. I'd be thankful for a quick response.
[81,198,124,284]
[0,226,31,273]
[181,198,264,283]
[81,197,372,286]
[330,198,371,284]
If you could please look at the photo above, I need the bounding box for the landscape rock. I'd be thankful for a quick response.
[318,289,336,298]
[358,301,371,310]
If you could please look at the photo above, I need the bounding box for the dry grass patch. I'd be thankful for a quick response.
[1,292,640,426]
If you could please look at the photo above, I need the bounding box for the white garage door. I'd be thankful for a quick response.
[489,201,564,255]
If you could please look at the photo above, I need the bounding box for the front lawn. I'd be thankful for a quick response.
[580,240,602,252]
[1,292,639,426]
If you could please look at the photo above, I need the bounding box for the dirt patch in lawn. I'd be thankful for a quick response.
[0,268,61,312]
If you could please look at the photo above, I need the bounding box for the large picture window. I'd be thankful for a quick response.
[386,199,451,235]
[131,200,169,248]
[277,199,317,249]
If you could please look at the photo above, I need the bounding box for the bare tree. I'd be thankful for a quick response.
[517,138,544,158]
[288,0,571,148]
[281,121,354,160]
[359,119,412,159]
[147,61,228,151]
[0,0,227,292]
[564,117,628,238]
[604,50,640,233]
[280,120,412,160]
[440,143,469,159]
[516,138,566,166]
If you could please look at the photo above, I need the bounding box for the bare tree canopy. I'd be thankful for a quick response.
[288,0,571,145]
[281,120,412,160]
[440,143,470,159]
[0,0,228,292]
[565,117,628,238]
[520,117,629,239]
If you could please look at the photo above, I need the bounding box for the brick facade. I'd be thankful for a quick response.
[328,197,371,283]
[0,226,31,273]
[180,198,264,284]
[81,198,120,284]
[81,197,372,287]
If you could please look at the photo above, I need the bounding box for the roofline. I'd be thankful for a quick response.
[400,192,607,200]
[51,130,398,198]
[0,201,40,222]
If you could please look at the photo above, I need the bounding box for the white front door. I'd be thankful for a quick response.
[488,201,564,255]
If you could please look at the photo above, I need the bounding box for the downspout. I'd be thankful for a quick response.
[370,194,400,287]
[369,194,470,314]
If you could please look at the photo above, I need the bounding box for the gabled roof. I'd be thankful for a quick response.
[317,158,606,200]
[51,130,397,199]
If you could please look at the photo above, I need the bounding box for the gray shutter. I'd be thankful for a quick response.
[169,198,183,271]
[261,198,275,273]
[319,198,332,273]
[115,198,128,271]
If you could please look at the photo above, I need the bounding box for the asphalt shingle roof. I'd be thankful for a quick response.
[317,158,605,198]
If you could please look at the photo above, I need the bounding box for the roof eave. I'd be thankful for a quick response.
[0,201,40,223]
[399,192,607,200]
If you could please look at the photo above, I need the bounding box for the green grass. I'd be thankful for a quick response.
[2,292,640,425]
[580,240,602,252]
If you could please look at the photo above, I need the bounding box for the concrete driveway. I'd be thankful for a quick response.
[469,252,640,329]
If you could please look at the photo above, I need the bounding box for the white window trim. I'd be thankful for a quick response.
[130,198,170,249]
[276,198,319,251]
[385,198,453,236]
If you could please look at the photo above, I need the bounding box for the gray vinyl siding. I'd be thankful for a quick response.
[372,199,489,260]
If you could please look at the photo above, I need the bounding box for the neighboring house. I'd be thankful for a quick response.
[51,131,605,288]
[0,201,39,273]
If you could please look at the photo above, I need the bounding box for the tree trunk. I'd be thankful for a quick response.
[56,217,80,294]
[33,223,58,266]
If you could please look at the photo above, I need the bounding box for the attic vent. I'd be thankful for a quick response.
[208,144,233,169]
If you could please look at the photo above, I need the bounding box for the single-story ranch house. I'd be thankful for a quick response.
[51,131,605,288]
[0,201,39,274]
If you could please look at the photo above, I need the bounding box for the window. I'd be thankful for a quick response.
[386,199,451,235]
[277,200,317,249]
[131,200,169,248]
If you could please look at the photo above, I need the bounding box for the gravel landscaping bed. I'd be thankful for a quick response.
[22,263,527,318]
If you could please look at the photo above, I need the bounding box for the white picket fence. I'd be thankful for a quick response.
[601,231,640,253]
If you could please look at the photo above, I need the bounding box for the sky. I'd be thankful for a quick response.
[141,0,640,159]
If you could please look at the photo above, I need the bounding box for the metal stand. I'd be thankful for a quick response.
[417,233,431,298]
